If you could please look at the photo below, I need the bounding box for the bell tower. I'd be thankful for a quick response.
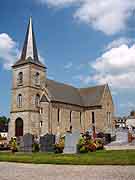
[8,17,46,139]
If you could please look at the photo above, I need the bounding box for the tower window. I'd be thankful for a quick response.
[58,108,60,124]
[92,112,95,124]
[35,94,40,107]
[17,72,23,85]
[35,72,40,85]
[17,94,22,108]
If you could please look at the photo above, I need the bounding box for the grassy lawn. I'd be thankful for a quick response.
[0,150,135,165]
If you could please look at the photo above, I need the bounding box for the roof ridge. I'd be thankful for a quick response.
[79,84,106,91]
[47,78,78,89]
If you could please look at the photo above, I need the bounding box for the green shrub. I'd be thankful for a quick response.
[32,143,40,152]
[79,146,88,153]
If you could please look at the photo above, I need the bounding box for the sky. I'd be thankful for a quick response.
[0,0,135,117]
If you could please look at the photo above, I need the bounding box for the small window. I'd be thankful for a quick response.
[70,111,72,123]
[35,94,40,107]
[17,72,23,85]
[35,72,40,85]
[80,112,82,126]
[40,121,43,127]
[92,112,95,124]
[58,108,60,124]
[40,107,43,114]
[17,94,22,108]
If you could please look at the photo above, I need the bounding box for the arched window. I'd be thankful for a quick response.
[35,72,40,85]
[17,94,22,108]
[35,94,40,107]
[17,72,23,85]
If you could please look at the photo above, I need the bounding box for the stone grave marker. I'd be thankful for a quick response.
[107,128,128,146]
[40,134,55,152]
[63,130,80,154]
[19,136,24,151]
[23,133,33,152]
[116,129,128,143]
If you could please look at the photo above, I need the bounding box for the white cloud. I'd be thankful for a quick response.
[0,33,45,70]
[41,0,78,6]
[73,39,135,89]
[64,62,73,70]
[37,0,135,35]
[73,74,92,85]
[91,42,135,88]
[0,33,19,70]
[120,102,135,108]
[105,38,133,50]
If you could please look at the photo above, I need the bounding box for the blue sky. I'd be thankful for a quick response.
[0,0,135,117]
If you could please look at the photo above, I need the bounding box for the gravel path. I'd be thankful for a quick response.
[0,162,135,180]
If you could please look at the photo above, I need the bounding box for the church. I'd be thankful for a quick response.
[8,18,114,139]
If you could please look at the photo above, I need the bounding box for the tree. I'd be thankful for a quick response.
[0,116,9,132]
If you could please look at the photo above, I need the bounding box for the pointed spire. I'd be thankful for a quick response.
[13,17,46,68]
[20,17,39,62]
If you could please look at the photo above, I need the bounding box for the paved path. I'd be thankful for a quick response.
[0,162,135,180]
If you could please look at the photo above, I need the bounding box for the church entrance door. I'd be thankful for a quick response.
[15,118,23,137]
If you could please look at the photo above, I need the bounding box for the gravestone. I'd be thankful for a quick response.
[107,128,128,146]
[19,136,24,151]
[22,133,33,152]
[63,130,80,154]
[40,134,55,152]
[116,129,128,143]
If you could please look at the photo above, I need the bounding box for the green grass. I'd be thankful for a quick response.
[0,150,135,165]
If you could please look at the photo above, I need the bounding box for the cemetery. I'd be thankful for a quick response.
[0,126,134,165]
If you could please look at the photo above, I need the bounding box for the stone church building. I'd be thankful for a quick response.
[8,18,114,139]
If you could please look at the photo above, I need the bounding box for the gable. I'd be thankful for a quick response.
[79,85,106,107]
[40,94,49,102]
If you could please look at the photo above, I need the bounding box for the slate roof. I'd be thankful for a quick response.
[43,79,106,107]
[46,79,83,106]
[79,85,105,107]
[13,17,45,68]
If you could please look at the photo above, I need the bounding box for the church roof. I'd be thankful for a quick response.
[79,85,106,107]
[44,79,106,107]
[13,17,45,68]
[46,79,83,106]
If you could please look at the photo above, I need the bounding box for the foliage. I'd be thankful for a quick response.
[0,116,9,125]
[10,137,18,153]
[77,133,104,153]
[54,136,65,153]
[32,143,40,152]
[94,138,104,150]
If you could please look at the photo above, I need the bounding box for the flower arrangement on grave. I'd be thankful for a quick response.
[77,132,104,153]
[54,136,65,153]
[10,137,18,153]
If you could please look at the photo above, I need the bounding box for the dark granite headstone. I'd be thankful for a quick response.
[40,134,55,152]
[22,133,33,152]
[104,133,111,144]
